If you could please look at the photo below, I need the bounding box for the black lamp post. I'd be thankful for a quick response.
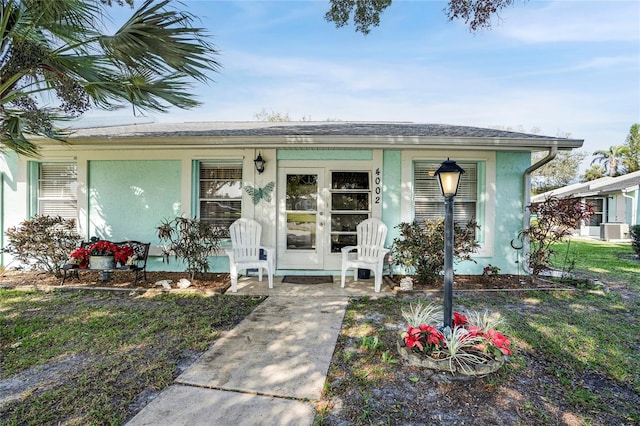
[254,152,266,174]
[434,158,465,330]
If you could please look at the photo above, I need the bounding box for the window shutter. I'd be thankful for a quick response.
[199,162,243,233]
[414,161,477,224]
[38,163,77,220]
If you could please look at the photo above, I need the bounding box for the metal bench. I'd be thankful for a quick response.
[61,240,150,285]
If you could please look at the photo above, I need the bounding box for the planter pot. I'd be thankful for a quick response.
[90,255,115,270]
[358,269,371,279]
[399,277,414,291]
[396,339,504,376]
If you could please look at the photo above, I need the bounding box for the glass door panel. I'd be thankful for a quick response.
[286,213,316,250]
[329,171,371,253]
[278,169,324,269]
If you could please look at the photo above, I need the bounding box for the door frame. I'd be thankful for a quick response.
[277,167,326,269]
[276,160,382,270]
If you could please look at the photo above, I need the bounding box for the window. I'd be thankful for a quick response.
[586,197,606,226]
[330,171,371,252]
[414,161,477,223]
[199,162,243,235]
[37,163,78,220]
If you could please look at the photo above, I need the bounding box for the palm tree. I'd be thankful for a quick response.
[582,164,606,182]
[0,0,220,156]
[590,145,628,177]
[621,123,640,173]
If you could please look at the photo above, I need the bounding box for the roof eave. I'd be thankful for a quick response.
[38,134,584,151]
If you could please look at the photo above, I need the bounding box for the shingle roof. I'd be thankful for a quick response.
[532,170,640,201]
[69,121,567,138]
[60,121,584,151]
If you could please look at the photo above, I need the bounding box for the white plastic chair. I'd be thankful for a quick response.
[340,218,390,292]
[226,218,274,292]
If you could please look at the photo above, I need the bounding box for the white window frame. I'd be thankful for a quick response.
[198,161,243,236]
[401,151,496,257]
[328,170,372,253]
[413,161,478,224]
[35,162,78,221]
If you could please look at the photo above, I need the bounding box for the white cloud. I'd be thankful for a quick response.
[495,1,640,43]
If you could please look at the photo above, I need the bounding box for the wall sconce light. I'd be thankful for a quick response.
[254,152,266,174]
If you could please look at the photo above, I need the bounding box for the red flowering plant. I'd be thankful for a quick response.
[114,245,135,266]
[400,301,512,373]
[88,241,118,256]
[69,247,90,268]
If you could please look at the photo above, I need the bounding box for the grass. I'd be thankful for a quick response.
[317,238,640,425]
[2,238,638,425]
[0,290,265,425]
[550,238,639,289]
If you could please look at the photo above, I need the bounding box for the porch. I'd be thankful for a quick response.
[226,274,396,297]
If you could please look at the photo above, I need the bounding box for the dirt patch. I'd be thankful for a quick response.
[390,274,571,292]
[0,270,230,293]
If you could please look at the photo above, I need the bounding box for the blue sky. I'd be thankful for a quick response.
[91,0,640,160]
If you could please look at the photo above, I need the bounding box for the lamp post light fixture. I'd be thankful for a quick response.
[434,158,465,330]
[254,152,266,174]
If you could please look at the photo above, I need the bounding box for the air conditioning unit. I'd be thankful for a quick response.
[600,223,630,241]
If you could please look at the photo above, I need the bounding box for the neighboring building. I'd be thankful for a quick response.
[532,171,640,240]
[1,121,583,274]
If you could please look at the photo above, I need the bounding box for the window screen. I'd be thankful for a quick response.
[38,163,77,220]
[199,162,243,235]
[414,161,477,224]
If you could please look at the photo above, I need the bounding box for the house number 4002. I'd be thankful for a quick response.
[374,168,382,204]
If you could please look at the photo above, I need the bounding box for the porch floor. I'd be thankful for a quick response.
[226,274,395,297]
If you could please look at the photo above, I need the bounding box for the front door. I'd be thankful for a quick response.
[277,169,326,269]
[277,167,374,270]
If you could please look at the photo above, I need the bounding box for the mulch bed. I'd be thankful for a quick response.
[389,274,571,292]
[0,270,231,293]
[0,270,571,294]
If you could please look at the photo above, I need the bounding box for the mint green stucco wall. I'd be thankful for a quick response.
[88,160,182,241]
[625,189,640,225]
[382,150,401,246]
[88,160,184,270]
[277,149,372,161]
[0,152,19,267]
[483,151,530,274]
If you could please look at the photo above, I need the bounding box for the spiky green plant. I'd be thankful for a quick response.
[401,301,442,327]
[464,309,504,333]
[440,326,487,374]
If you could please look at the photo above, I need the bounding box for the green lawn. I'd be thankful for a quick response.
[317,237,640,425]
[550,238,639,290]
[0,291,265,425]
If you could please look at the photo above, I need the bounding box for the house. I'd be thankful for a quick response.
[0,121,583,275]
[532,171,640,241]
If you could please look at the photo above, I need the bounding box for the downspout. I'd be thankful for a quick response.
[521,147,558,272]
[622,187,638,227]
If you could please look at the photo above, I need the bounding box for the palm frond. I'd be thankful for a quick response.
[99,0,220,83]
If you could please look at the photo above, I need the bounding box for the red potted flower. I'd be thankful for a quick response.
[69,247,90,268]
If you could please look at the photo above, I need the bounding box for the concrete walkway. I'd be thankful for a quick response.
[127,276,393,426]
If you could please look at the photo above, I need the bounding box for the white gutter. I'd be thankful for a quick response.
[521,147,558,272]
[622,185,639,226]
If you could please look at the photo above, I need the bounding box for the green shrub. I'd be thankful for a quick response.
[157,216,222,279]
[392,218,479,285]
[630,225,640,256]
[4,215,82,277]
